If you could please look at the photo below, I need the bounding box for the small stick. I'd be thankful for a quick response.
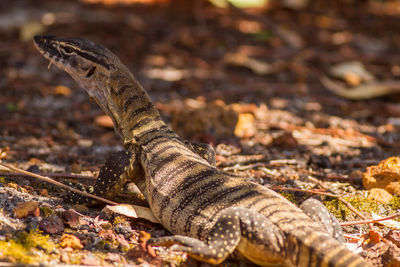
[270,186,339,198]
[0,161,118,205]
[340,211,400,226]
[0,171,97,180]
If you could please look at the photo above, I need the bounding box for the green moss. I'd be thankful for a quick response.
[280,192,298,204]
[0,240,35,264]
[390,196,400,210]
[324,196,380,221]
[0,176,5,183]
[39,206,54,217]
[0,229,56,264]
[97,239,119,250]
[113,216,128,225]
[20,229,56,253]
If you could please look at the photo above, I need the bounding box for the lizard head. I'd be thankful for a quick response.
[34,35,163,141]
[33,35,120,114]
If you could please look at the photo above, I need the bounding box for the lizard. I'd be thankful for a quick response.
[33,35,371,267]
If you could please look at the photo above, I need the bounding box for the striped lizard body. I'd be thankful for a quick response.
[34,35,371,267]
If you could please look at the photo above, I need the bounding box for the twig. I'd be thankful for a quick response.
[0,171,97,180]
[0,161,118,205]
[222,162,265,172]
[340,211,400,226]
[270,185,339,198]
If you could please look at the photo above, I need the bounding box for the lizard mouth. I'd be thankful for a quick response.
[34,36,60,59]
[33,35,67,71]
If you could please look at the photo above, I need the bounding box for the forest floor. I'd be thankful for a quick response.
[1,0,400,266]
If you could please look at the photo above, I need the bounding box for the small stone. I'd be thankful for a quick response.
[61,209,81,228]
[273,132,299,149]
[81,254,100,266]
[105,252,121,263]
[308,154,332,169]
[384,230,400,247]
[72,204,89,214]
[114,224,132,236]
[367,188,393,204]
[363,157,400,195]
[40,189,48,197]
[26,217,42,232]
[60,251,70,263]
[39,214,64,234]
[60,233,83,250]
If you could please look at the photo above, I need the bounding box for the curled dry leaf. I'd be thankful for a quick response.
[321,76,400,100]
[224,52,285,75]
[103,204,159,223]
[329,61,375,85]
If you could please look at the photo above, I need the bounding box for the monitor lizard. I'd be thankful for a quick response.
[33,35,371,267]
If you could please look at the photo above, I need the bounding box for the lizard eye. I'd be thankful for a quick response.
[62,46,75,55]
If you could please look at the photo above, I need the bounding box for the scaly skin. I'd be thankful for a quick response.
[34,35,371,267]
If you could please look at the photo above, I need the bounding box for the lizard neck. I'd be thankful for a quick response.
[105,68,167,143]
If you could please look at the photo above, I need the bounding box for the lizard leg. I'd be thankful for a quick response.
[300,198,344,243]
[148,207,285,266]
[66,143,213,205]
[65,151,135,205]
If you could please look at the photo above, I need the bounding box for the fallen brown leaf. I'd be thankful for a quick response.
[103,204,159,223]
[13,201,39,218]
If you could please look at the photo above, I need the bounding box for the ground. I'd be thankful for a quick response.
[1,0,400,266]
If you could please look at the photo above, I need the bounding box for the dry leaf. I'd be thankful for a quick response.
[329,61,375,85]
[321,76,400,100]
[13,201,39,218]
[372,212,400,229]
[224,52,284,75]
[104,204,159,223]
